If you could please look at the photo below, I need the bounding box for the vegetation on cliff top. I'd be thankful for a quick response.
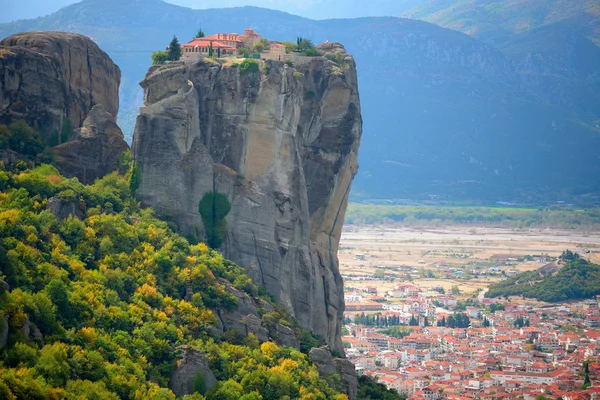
[487,250,600,302]
[0,122,347,399]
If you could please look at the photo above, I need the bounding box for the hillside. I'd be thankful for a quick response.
[0,121,354,399]
[2,0,600,204]
[487,251,600,302]
[403,0,600,46]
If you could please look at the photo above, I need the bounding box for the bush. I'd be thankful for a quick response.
[151,50,169,65]
[325,52,346,65]
[0,121,44,157]
[198,191,231,248]
[239,59,259,75]
[129,163,141,193]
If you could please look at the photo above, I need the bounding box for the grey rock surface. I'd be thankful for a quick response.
[310,346,358,400]
[51,105,129,184]
[46,197,84,222]
[0,32,121,141]
[169,345,217,397]
[132,44,362,354]
[309,347,336,375]
[334,358,358,400]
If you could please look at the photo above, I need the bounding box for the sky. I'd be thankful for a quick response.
[0,0,424,23]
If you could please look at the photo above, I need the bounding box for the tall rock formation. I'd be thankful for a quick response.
[132,43,362,354]
[0,31,128,183]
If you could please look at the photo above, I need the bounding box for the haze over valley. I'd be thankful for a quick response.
[1,0,600,399]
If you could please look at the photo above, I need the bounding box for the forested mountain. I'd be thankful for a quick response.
[487,251,600,302]
[0,121,352,399]
[2,0,599,204]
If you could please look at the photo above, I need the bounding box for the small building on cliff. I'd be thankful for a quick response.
[181,39,238,59]
[181,28,263,60]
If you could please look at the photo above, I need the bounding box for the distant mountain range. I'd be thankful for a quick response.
[1,0,599,204]
[2,0,429,23]
[403,0,600,47]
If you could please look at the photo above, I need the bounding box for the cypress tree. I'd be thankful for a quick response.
[198,191,231,248]
[168,35,181,61]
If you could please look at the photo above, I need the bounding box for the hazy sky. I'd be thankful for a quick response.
[0,0,421,23]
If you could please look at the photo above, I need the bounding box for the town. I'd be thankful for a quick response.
[339,225,600,399]
[344,285,600,399]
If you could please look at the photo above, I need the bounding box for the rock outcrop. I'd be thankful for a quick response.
[0,32,128,182]
[309,347,358,400]
[51,105,129,183]
[0,32,121,140]
[46,197,84,222]
[214,284,299,349]
[132,44,362,354]
[169,345,217,397]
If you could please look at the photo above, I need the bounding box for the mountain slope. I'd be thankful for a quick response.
[2,0,600,204]
[403,0,600,47]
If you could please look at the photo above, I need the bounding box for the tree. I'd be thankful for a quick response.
[198,191,231,248]
[253,38,270,54]
[130,163,141,192]
[60,118,72,144]
[282,41,297,53]
[151,50,169,65]
[240,59,259,75]
[168,35,181,61]
[209,41,214,57]
[296,37,315,52]
[195,28,205,38]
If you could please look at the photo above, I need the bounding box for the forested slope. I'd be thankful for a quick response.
[487,251,600,302]
[0,121,348,399]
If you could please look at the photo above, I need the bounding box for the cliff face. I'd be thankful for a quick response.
[0,32,128,183]
[132,43,362,353]
[0,32,120,139]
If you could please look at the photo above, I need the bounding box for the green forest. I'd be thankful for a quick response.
[487,251,600,302]
[345,204,600,228]
[0,121,356,399]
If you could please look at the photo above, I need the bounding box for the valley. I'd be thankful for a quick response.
[339,223,600,298]
[339,222,600,397]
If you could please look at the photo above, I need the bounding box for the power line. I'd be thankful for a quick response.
[103,50,159,53]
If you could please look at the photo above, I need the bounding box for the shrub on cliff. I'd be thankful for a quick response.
[240,59,259,75]
[0,121,45,157]
[357,375,406,400]
[198,191,231,248]
[151,50,169,65]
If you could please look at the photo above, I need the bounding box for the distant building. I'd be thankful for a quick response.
[262,43,287,61]
[181,33,241,59]
[180,28,264,60]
